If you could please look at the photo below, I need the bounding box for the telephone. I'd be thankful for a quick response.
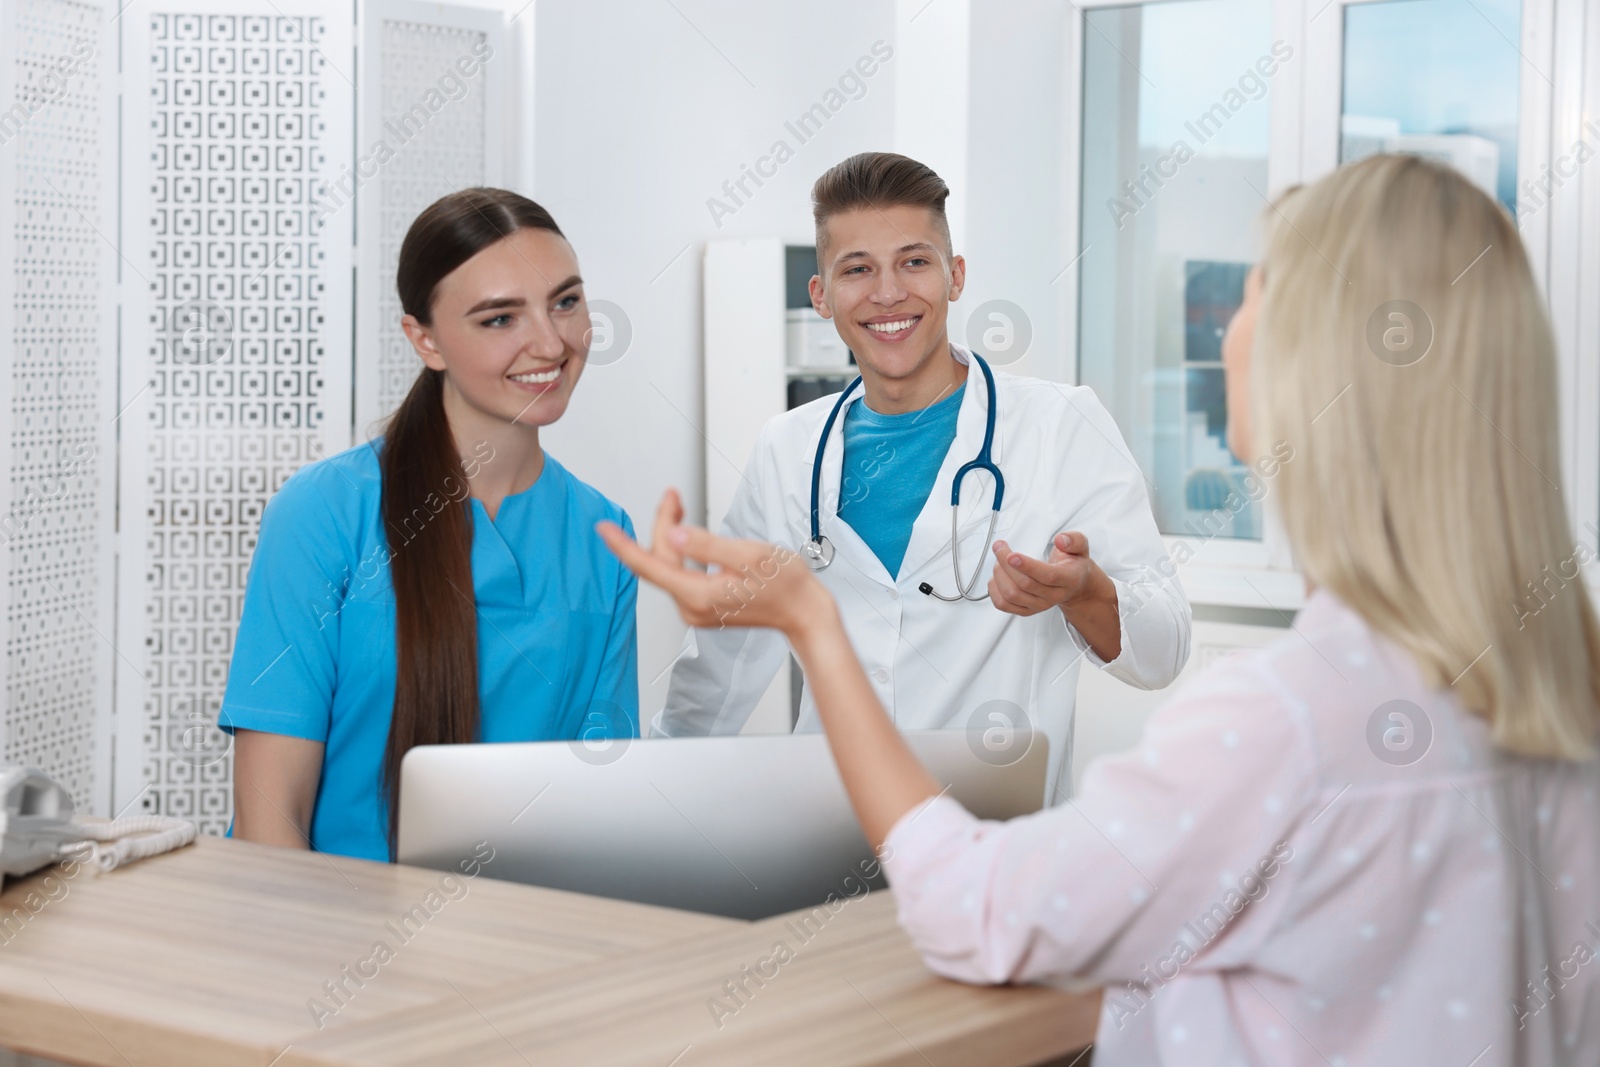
[0,764,196,882]
[0,765,82,878]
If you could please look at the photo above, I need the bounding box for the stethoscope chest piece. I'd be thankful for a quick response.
[802,536,835,571]
[804,352,1004,597]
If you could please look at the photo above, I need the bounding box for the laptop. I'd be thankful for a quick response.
[396,731,1048,920]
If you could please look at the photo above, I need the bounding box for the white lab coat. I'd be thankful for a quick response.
[656,344,1191,799]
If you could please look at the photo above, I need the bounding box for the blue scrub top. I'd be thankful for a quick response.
[838,388,964,578]
[219,438,639,861]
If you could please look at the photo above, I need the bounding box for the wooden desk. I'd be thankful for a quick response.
[0,836,1099,1066]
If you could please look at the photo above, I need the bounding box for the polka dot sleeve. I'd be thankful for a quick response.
[880,658,1318,988]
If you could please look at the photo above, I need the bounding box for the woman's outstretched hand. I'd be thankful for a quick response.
[599,487,942,849]
[597,488,835,641]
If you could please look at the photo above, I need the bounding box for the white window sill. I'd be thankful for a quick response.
[1176,561,1306,614]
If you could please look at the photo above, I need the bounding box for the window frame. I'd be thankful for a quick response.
[1064,0,1584,611]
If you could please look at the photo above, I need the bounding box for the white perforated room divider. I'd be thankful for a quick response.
[0,0,118,813]
[0,0,505,830]
[2,0,507,828]
[355,0,505,439]
[112,2,357,830]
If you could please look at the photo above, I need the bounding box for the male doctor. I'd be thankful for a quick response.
[655,152,1190,798]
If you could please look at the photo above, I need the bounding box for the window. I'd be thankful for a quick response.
[1340,0,1522,213]
[1070,0,1567,595]
[1076,0,1277,545]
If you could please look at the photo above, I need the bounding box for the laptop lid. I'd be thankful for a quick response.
[396,730,1047,921]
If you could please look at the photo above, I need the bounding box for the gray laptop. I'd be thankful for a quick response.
[396,731,1048,920]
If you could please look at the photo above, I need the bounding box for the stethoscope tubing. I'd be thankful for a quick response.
[805,354,1003,602]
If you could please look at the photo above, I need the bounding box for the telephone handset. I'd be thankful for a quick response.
[0,765,83,879]
[0,764,197,882]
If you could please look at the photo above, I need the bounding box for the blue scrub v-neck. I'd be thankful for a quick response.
[470,469,546,603]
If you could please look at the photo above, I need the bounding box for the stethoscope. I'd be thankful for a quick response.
[801,353,1004,602]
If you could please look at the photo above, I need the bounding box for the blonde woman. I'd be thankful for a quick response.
[602,153,1600,1064]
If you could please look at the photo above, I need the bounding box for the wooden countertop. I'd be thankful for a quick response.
[0,835,1099,1066]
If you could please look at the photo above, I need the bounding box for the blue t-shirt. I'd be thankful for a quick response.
[837,388,964,577]
[219,439,639,861]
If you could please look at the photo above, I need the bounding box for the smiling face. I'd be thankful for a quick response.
[400,226,589,433]
[808,204,966,408]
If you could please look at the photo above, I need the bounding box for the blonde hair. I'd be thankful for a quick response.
[1254,153,1600,760]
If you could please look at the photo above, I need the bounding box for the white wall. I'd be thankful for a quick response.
[530,0,897,722]
[963,0,1072,384]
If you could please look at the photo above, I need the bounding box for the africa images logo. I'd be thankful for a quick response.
[1365,699,1432,767]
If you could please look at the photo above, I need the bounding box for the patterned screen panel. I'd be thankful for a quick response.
[134,10,336,831]
[370,19,488,430]
[5,0,111,811]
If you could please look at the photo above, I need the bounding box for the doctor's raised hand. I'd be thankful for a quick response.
[988,532,1123,661]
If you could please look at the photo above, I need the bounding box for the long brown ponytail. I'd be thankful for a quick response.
[381,188,566,854]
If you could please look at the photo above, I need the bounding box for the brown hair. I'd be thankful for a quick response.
[382,187,565,854]
[810,152,951,267]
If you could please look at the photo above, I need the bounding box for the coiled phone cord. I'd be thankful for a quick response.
[59,816,197,873]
